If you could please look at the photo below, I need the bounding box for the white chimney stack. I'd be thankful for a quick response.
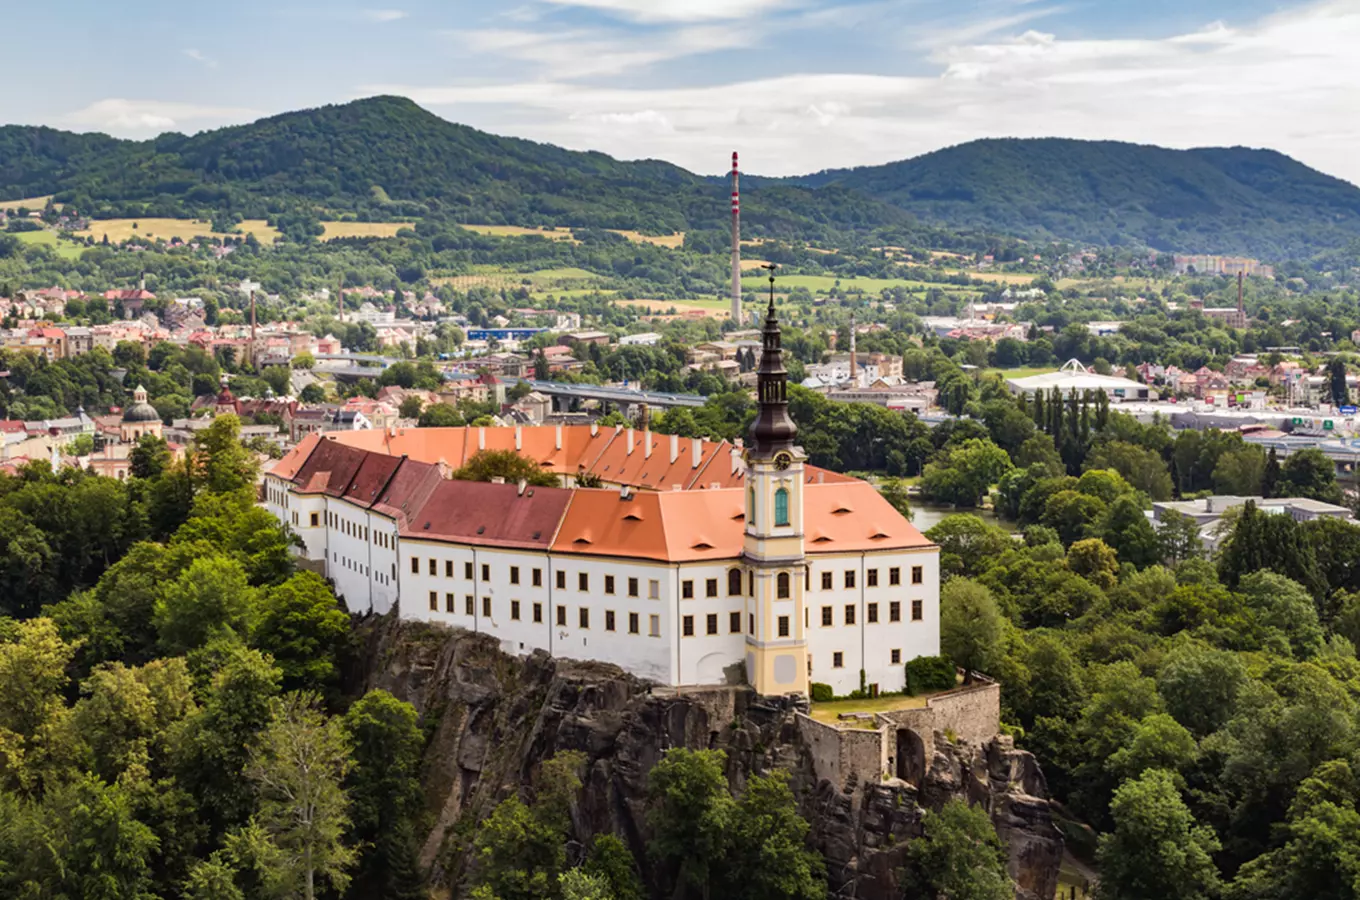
[555,424,562,450]
[591,422,599,437]
[692,439,702,469]
[645,431,654,459]
[514,426,522,451]
[627,428,635,455]
[478,427,486,450]
[670,433,679,464]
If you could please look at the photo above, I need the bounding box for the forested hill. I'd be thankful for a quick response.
[5,98,1360,256]
[793,138,1360,259]
[0,96,916,242]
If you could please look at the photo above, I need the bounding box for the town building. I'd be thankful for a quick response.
[1006,359,1156,402]
[120,386,163,443]
[262,300,939,696]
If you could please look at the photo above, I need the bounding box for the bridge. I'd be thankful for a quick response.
[504,378,707,411]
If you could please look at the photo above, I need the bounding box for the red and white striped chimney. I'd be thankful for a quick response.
[731,151,741,326]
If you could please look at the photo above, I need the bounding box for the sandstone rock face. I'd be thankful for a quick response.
[358,618,1063,899]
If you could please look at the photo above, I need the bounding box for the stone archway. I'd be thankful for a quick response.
[896,728,925,785]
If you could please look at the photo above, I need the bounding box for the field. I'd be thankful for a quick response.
[949,269,1040,284]
[741,272,982,297]
[76,218,282,244]
[615,298,731,319]
[0,195,55,212]
[13,229,84,260]
[456,224,684,248]
[432,266,603,294]
[611,230,685,248]
[320,221,413,240]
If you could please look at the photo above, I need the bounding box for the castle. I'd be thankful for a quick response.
[263,298,940,696]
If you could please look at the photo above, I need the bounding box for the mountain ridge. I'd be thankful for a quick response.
[3,96,1359,258]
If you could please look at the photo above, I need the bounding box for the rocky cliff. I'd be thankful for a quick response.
[356,616,1064,899]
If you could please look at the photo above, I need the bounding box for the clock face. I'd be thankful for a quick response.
[773,452,793,471]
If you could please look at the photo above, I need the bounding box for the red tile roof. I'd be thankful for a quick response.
[403,480,569,549]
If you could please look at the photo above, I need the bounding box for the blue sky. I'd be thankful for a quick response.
[5,0,1359,183]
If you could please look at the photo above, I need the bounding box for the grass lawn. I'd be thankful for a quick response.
[320,221,414,240]
[808,693,931,724]
[978,366,1059,380]
[76,218,282,244]
[457,224,579,242]
[0,195,55,212]
[940,269,1040,284]
[15,229,84,260]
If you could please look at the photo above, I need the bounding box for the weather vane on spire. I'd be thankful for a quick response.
[761,262,778,311]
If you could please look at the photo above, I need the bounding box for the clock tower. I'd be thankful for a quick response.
[742,269,810,697]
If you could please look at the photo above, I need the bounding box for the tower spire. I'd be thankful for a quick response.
[749,265,797,455]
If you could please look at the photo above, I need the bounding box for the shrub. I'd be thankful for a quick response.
[904,655,957,696]
[810,682,834,702]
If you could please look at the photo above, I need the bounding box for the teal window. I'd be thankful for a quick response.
[774,488,790,526]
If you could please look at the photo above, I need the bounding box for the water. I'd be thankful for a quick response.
[909,502,1019,534]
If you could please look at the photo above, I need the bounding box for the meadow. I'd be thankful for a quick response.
[741,272,984,297]
[75,218,282,244]
[455,224,685,248]
[13,229,84,260]
[0,195,55,212]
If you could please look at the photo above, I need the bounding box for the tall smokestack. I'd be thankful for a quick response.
[1237,270,1244,313]
[249,290,257,343]
[849,312,857,385]
[731,151,741,326]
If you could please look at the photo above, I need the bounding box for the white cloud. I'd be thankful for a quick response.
[538,0,799,22]
[182,48,218,69]
[364,0,1360,184]
[362,8,408,22]
[64,99,263,135]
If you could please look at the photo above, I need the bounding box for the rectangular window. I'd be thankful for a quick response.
[821,606,833,626]
[683,615,694,637]
[445,593,455,613]
[482,564,490,583]
[889,567,901,586]
[533,568,543,587]
[411,557,419,574]
[867,569,879,587]
[578,573,589,592]
[821,571,832,590]
[557,606,567,626]
[428,591,437,611]
[890,601,902,623]
[833,651,844,669]
[730,611,742,633]
[868,603,879,624]
[511,600,521,620]
[682,580,694,599]
[844,570,856,589]
[649,580,660,600]
[705,579,718,598]
[605,575,615,595]
[912,565,924,585]
[912,599,923,621]
[707,613,718,636]
[629,612,640,634]
[845,604,856,626]
[465,596,474,616]
[309,512,319,527]
[606,610,616,632]
[445,560,454,578]
[579,608,590,629]
[465,562,474,580]
[891,649,902,665]
[556,570,566,590]
[649,614,661,637]
[533,602,543,623]
[482,597,491,617]
[628,577,639,597]
[749,613,755,635]
[778,615,790,638]
[429,559,437,576]
[510,566,520,585]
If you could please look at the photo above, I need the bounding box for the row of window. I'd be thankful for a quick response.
[411,557,667,598]
[425,592,663,636]
[820,600,923,626]
[831,649,904,668]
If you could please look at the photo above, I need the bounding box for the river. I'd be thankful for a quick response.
[908,502,1019,534]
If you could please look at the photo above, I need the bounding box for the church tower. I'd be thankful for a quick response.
[742,269,810,697]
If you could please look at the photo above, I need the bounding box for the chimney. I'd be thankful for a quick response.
[620,484,632,501]
[1238,271,1245,314]
[517,479,527,496]
[555,424,562,450]
[645,430,653,459]
[478,427,486,450]
[731,446,742,474]
[638,403,650,431]
[626,428,635,455]
[670,433,679,464]
[591,422,599,437]
[731,151,742,326]
[515,426,522,450]
[692,439,702,469]
[491,476,505,484]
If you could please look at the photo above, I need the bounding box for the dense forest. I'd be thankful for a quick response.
[5,99,1360,257]
[795,138,1360,258]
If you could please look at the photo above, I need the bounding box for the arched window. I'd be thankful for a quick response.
[777,572,790,599]
[774,488,790,526]
[728,568,743,596]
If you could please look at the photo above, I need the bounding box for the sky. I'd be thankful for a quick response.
[4,0,1360,183]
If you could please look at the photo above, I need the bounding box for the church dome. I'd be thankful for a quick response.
[122,385,160,423]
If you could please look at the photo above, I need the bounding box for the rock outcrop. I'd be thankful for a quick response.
[356,617,1063,899]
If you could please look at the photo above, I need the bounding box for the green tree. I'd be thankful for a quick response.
[300,383,326,404]
[1277,448,1343,504]
[417,403,464,427]
[1327,357,1349,407]
[941,579,1005,674]
[1213,446,1268,496]
[878,478,913,521]
[721,769,825,900]
[36,774,161,900]
[1086,441,1173,500]
[253,571,349,693]
[920,439,1013,508]
[248,692,356,900]
[129,434,172,480]
[472,751,585,900]
[901,798,1012,900]
[1156,641,1248,738]
[1106,713,1198,784]
[194,415,260,494]
[154,555,257,654]
[398,395,424,419]
[1156,511,1202,565]
[343,690,426,900]
[583,834,643,900]
[1067,539,1119,591]
[452,449,560,487]
[647,748,734,899]
[262,365,292,396]
[1237,571,1324,659]
[1096,769,1220,900]
[1101,496,1160,569]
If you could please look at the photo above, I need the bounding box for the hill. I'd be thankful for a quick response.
[0,96,915,243]
[794,138,1360,258]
